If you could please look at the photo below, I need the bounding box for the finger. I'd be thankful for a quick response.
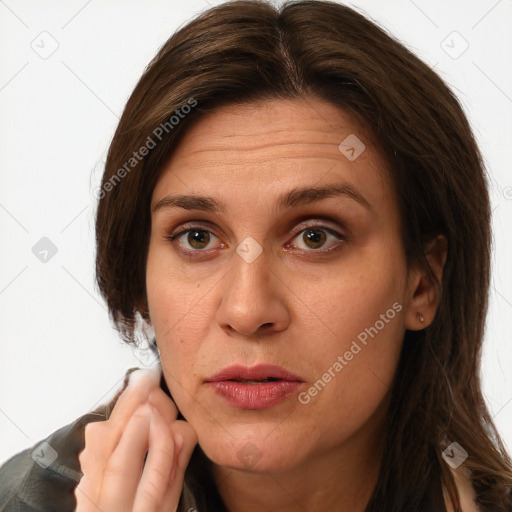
[103,369,161,451]
[76,422,109,506]
[75,480,103,512]
[147,387,179,425]
[76,372,163,512]
[171,420,198,474]
[79,421,111,472]
[98,403,151,511]
[160,419,198,510]
[133,406,177,512]
[109,368,161,425]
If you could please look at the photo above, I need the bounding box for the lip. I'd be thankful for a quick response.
[205,364,304,410]
[205,364,304,383]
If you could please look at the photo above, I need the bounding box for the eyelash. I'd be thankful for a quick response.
[165,221,347,259]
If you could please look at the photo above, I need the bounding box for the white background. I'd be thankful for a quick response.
[0,0,511,466]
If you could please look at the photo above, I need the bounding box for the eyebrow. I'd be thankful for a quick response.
[152,182,372,214]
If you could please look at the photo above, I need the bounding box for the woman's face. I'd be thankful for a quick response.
[146,98,417,472]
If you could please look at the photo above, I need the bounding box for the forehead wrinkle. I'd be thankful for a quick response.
[167,139,347,176]
[172,138,339,160]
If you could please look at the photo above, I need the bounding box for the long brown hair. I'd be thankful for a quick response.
[95,1,512,510]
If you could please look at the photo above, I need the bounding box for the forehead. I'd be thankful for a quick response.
[153,97,395,215]
[166,98,376,164]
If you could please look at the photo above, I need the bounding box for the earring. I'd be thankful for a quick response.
[418,313,425,323]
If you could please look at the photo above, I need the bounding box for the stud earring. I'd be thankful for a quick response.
[418,313,425,323]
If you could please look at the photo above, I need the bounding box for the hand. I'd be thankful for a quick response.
[75,369,198,512]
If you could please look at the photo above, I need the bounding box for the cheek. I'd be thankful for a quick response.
[309,247,404,347]
[147,279,207,373]
[297,263,405,438]
[146,247,199,370]
[146,239,206,337]
[145,229,407,455]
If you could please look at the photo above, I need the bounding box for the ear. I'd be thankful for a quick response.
[404,234,447,331]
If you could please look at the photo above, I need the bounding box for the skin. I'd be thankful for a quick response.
[76,369,197,512]
[77,97,446,512]
[146,97,447,512]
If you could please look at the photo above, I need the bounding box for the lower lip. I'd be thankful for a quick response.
[207,380,301,409]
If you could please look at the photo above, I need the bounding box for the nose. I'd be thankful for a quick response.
[215,244,290,338]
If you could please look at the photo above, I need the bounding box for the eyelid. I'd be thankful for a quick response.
[168,216,347,238]
[167,221,223,242]
[288,217,347,237]
[166,217,348,255]
[284,224,347,254]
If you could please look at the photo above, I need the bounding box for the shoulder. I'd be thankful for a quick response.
[0,367,140,512]
[443,466,480,512]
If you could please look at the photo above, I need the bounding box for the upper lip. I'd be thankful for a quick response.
[205,364,304,382]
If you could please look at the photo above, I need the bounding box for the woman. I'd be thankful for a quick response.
[1,1,511,510]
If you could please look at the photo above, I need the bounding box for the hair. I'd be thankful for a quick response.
[94,1,512,510]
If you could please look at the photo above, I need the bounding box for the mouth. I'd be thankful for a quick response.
[205,364,304,383]
[225,377,281,383]
[205,364,304,410]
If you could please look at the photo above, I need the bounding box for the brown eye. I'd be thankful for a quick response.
[167,228,220,252]
[186,230,211,249]
[302,229,327,249]
[289,226,345,252]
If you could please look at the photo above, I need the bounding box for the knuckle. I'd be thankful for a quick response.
[147,465,169,487]
[83,423,107,454]
[84,420,107,442]
[157,438,176,462]
[147,388,163,403]
[139,482,163,508]
[122,385,149,405]
[80,423,110,468]
[83,421,97,440]
[132,402,152,419]
[148,389,178,415]
[103,459,126,478]
[78,445,95,471]
[78,448,94,473]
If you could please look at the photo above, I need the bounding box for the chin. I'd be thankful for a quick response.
[196,425,308,473]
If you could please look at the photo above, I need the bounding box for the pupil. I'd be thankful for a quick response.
[188,230,209,249]
[304,229,326,249]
